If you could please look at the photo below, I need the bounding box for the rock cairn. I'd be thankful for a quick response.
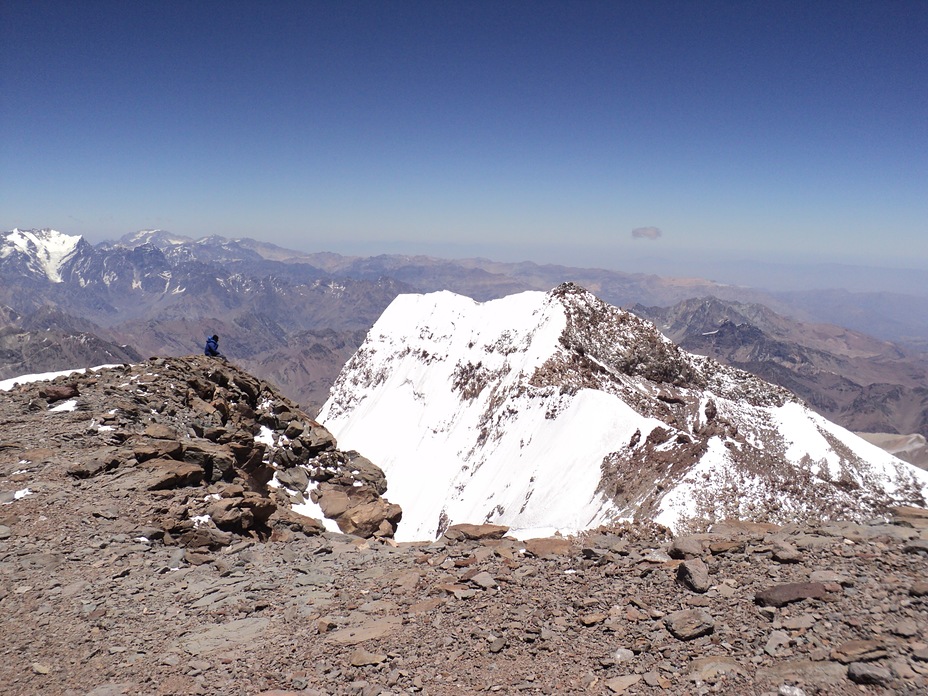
[1,358,927,695]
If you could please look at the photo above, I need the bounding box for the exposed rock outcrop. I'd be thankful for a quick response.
[1,355,401,548]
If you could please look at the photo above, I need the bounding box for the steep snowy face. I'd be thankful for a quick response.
[1,228,83,282]
[319,283,928,541]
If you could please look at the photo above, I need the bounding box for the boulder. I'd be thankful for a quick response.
[345,452,388,494]
[668,535,704,559]
[145,458,204,490]
[664,608,715,640]
[182,441,236,482]
[315,487,352,519]
[903,539,928,555]
[298,422,337,453]
[446,523,510,541]
[179,526,234,550]
[208,493,276,533]
[677,558,711,593]
[272,508,325,536]
[231,373,261,402]
[133,438,183,463]
[771,540,802,563]
[40,383,79,403]
[143,423,177,439]
[336,499,402,538]
[208,498,253,532]
[276,466,310,492]
[522,537,572,557]
[239,492,276,527]
[847,661,893,685]
[754,582,828,607]
[67,447,126,478]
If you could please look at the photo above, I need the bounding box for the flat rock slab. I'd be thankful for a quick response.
[85,684,136,696]
[756,659,846,686]
[709,520,780,537]
[446,523,509,540]
[831,639,887,663]
[349,648,387,666]
[688,656,746,681]
[522,537,572,557]
[755,581,828,607]
[178,617,270,655]
[294,571,334,587]
[910,581,928,596]
[327,616,403,645]
[604,675,641,693]
[848,661,894,685]
[664,608,714,640]
[904,539,928,554]
[468,571,497,589]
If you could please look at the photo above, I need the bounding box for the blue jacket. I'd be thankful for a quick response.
[205,336,222,357]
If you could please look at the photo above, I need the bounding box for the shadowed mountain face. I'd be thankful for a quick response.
[0,307,142,381]
[0,230,414,409]
[632,298,928,438]
[2,229,926,440]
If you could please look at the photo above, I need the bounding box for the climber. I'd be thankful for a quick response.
[204,334,224,358]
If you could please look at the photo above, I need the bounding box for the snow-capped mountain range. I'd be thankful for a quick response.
[3,227,927,443]
[0,229,403,326]
[0,228,88,282]
[0,229,410,408]
[318,283,928,541]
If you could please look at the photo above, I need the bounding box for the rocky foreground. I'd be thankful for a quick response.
[1,358,927,695]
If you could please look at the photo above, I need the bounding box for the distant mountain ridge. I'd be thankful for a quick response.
[0,305,142,381]
[318,284,928,540]
[0,229,412,411]
[2,228,926,441]
[634,298,928,438]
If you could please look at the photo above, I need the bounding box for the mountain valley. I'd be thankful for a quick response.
[2,228,927,454]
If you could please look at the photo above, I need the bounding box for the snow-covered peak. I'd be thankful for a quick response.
[117,229,193,249]
[1,228,83,282]
[319,283,928,541]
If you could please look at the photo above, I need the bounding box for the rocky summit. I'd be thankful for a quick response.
[1,356,927,694]
[319,283,928,541]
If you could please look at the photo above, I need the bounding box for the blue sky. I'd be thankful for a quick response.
[1,1,926,274]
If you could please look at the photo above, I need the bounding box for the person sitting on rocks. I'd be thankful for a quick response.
[204,334,224,358]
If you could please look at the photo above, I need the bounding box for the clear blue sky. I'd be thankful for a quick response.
[2,1,926,273]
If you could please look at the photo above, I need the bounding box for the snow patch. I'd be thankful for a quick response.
[0,365,121,392]
[254,426,275,447]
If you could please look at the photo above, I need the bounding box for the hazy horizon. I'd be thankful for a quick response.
[6,223,928,299]
[2,2,926,277]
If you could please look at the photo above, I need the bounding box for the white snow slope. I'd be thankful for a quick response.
[318,283,928,542]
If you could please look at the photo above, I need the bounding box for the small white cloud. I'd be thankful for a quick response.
[632,226,662,240]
